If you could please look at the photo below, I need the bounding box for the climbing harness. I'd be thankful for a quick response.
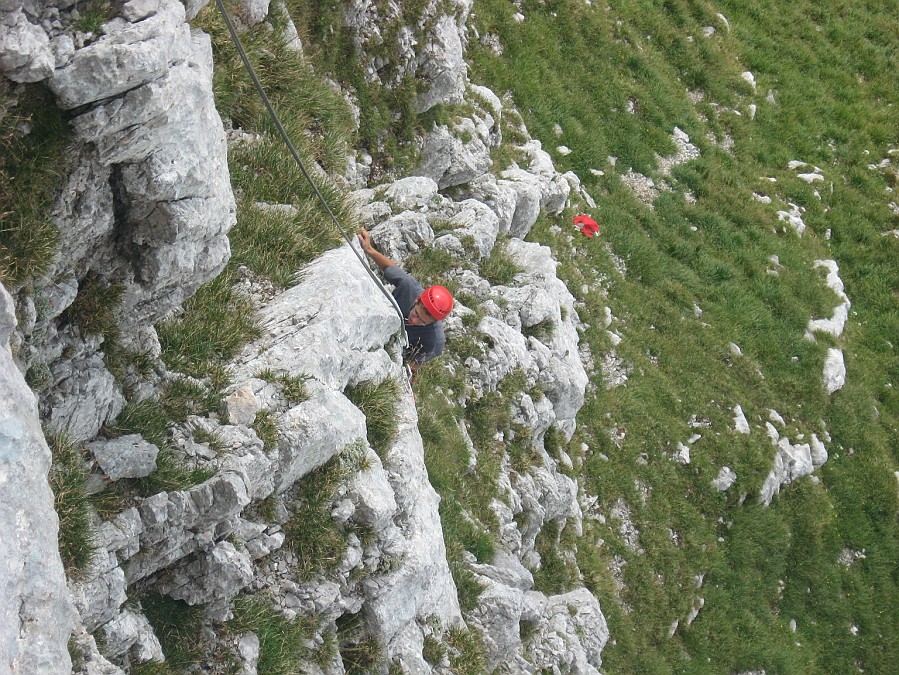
[213,0,418,393]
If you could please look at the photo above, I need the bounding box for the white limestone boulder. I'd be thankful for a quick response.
[462,174,519,235]
[272,380,368,493]
[383,176,440,211]
[0,8,54,82]
[414,13,468,113]
[231,244,401,391]
[44,353,125,442]
[86,434,159,481]
[49,0,190,109]
[823,348,846,394]
[759,422,827,505]
[370,211,436,265]
[347,448,398,532]
[498,168,543,239]
[414,119,493,188]
[524,587,608,673]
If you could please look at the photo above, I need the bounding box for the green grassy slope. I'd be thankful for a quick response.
[466,0,898,672]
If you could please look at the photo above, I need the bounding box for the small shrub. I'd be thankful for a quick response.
[522,317,555,343]
[157,269,261,379]
[25,361,52,391]
[138,592,207,670]
[136,447,215,496]
[257,369,309,406]
[0,83,67,287]
[284,442,366,580]
[345,378,399,457]
[190,425,225,453]
[104,400,213,495]
[46,433,97,580]
[405,247,460,288]
[532,520,580,595]
[105,399,169,448]
[73,0,115,33]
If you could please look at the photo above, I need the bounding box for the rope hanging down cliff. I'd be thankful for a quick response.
[212,0,409,352]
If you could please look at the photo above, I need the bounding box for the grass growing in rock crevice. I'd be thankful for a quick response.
[284,440,370,581]
[46,433,98,581]
[0,83,68,287]
[345,378,399,458]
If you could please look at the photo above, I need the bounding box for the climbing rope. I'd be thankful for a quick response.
[212,0,410,356]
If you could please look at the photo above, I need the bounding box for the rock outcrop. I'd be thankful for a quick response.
[0,283,74,673]
[1,0,607,671]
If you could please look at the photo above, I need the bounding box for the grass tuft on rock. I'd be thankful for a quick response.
[46,433,98,581]
[345,378,399,457]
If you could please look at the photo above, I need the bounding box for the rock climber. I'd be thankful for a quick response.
[357,227,454,374]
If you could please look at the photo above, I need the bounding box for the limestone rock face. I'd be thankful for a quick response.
[49,2,189,107]
[231,244,401,391]
[0,7,54,82]
[362,394,463,660]
[61,19,235,326]
[0,283,74,673]
[342,0,472,114]
[86,434,159,481]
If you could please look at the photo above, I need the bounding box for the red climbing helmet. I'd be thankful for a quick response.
[419,285,454,321]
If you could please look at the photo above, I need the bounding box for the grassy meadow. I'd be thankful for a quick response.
[3,0,896,671]
[460,0,898,671]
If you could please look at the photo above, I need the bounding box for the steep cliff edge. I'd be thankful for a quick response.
[1,0,608,671]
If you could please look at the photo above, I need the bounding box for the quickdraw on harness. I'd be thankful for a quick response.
[213,0,415,392]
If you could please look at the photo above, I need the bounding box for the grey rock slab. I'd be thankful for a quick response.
[468,573,527,671]
[45,353,125,442]
[70,550,128,633]
[414,13,467,113]
[49,0,189,109]
[0,283,74,673]
[444,198,500,259]
[0,8,54,82]
[529,588,608,673]
[823,348,846,394]
[712,466,737,491]
[346,447,397,531]
[122,0,162,22]
[86,434,159,480]
[383,176,439,210]
[234,632,260,675]
[271,379,368,493]
[363,394,462,653]
[370,211,435,266]
[100,609,163,662]
[156,541,254,606]
[96,507,143,559]
[498,168,543,239]
[231,243,401,391]
[235,0,270,26]
[462,174,518,235]
[414,121,493,189]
